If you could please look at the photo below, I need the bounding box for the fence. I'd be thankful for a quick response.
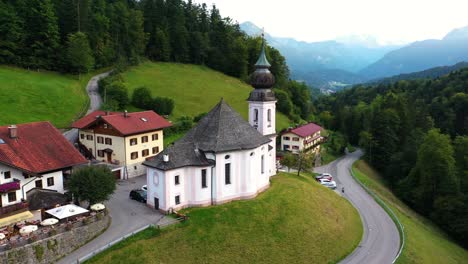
[349,168,405,264]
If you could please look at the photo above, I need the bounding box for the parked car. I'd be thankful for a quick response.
[320,180,337,190]
[316,173,333,181]
[141,185,147,191]
[129,189,147,203]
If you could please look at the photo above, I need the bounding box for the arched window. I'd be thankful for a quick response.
[267,109,271,121]
[254,109,258,122]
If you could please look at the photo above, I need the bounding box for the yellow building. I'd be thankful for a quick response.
[73,110,172,179]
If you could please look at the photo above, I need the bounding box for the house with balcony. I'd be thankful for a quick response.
[0,122,87,226]
[281,123,324,154]
[72,110,172,179]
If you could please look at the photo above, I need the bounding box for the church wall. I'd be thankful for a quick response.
[268,136,277,178]
[146,168,165,211]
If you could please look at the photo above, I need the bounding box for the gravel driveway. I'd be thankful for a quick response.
[58,175,163,264]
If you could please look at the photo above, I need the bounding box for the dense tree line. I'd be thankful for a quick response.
[0,0,313,121]
[316,68,468,247]
[0,0,289,80]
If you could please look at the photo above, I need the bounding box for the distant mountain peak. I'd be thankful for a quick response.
[443,25,468,41]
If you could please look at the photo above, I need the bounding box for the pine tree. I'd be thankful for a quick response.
[66,32,94,74]
[23,0,60,70]
[0,0,24,64]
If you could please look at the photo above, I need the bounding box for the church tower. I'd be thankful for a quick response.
[248,36,277,176]
[248,37,276,137]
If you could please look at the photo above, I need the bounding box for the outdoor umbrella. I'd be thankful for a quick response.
[41,218,59,226]
[90,203,105,211]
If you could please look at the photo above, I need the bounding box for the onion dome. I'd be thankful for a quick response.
[248,35,276,102]
[250,40,275,89]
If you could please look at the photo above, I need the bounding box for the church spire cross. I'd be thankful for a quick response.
[255,28,271,68]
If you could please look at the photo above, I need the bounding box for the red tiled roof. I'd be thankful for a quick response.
[72,110,172,136]
[287,123,322,138]
[0,122,87,174]
[71,110,118,129]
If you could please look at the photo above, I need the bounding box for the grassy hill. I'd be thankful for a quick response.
[0,66,94,128]
[86,172,363,264]
[122,62,291,131]
[352,161,468,264]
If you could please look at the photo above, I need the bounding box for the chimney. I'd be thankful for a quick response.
[8,125,17,139]
[124,110,128,118]
[105,111,110,116]
[163,154,169,162]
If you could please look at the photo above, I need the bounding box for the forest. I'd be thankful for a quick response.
[316,68,468,247]
[0,0,313,122]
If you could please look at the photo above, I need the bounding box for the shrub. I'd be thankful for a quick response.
[132,86,153,109]
[152,96,174,115]
[33,245,44,261]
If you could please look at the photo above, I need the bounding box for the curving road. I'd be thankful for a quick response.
[63,71,111,143]
[314,150,400,264]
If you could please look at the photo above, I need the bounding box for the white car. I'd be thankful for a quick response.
[318,178,331,184]
[320,180,337,190]
[141,185,147,191]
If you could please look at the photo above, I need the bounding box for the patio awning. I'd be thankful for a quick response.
[0,211,34,228]
[45,204,89,219]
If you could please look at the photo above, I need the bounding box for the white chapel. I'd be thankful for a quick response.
[143,41,277,212]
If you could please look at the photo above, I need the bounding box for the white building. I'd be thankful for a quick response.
[281,123,324,154]
[0,122,87,225]
[143,42,277,213]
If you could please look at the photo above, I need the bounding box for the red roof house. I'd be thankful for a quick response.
[281,123,324,153]
[72,110,172,136]
[0,122,87,220]
[0,122,87,174]
[72,110,172,179]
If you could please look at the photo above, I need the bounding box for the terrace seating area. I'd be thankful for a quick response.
[0,209,107,252]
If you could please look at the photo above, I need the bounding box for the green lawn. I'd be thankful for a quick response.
[0,65,103,128]
[86,172,363,264]
[352,160,468,264]
[122,62,291,131]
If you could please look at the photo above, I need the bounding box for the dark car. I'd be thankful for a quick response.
[129,189,147,203]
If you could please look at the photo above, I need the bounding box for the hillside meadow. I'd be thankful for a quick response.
[86,172,363,264]
[352,161,468,264]
[0,66,102,128]
[122,62,292,131]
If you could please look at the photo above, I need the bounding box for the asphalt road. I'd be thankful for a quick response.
[63,71,111,143]
[58,176,163,264]
[314,150,400,264]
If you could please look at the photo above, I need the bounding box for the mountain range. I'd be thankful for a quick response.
[240,22,468,90]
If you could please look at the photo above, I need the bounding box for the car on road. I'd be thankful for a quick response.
[320,180,337,190]
[316,173,333,181]
[129,189,147,203]
[141,185,147,191]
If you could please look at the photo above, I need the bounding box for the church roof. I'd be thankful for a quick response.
[144,99,271,171]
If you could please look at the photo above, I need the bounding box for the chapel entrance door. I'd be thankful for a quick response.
[154,198,159,210]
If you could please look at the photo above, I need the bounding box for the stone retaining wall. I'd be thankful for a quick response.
[0,214,110,264]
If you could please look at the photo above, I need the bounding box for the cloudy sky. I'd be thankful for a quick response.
[192,0,468,44]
